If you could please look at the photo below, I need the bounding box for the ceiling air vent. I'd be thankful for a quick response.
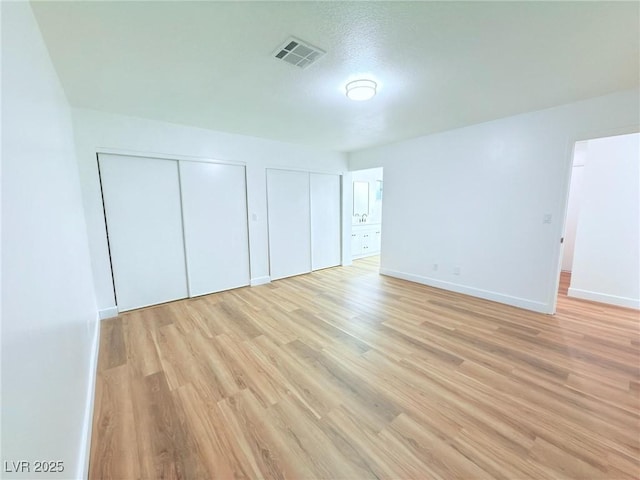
[273,37,325,69]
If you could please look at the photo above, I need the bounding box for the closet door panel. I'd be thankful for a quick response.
[180,162,250,296]
[267,169,311,280]
[99,154,188,311]
[310,173,341,270]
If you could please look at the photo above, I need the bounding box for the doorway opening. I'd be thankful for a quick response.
[557,132,639,310]
[350,167,384,260]
[557,141,587,299]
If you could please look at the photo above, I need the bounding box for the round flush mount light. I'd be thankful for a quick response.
[345,79,377,101]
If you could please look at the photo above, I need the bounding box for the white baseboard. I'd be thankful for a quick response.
[250,276,271,286]
[568,287,640,310]
[380,268,552,314]
[98,306,118,319]
[78,316,101,479]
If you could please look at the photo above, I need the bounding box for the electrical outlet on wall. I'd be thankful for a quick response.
[453,266,461,275]
[432,263,438,271]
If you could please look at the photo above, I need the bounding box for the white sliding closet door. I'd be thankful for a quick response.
[99,154,188,311]
[179,162,250,296]
[267,169,311,280]
[310,173,341,270]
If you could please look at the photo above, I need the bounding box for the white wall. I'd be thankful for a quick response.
[350,89,639,313]
[1,3,99,478]
[561,141,588,271]
[71,109,348,316]
[569,133,640,309]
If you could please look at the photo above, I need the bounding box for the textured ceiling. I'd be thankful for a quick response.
[31,1,640,152]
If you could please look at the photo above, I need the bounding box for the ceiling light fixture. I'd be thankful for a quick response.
[345,79,377,101]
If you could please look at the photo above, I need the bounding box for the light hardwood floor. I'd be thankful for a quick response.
[90,257,640,479]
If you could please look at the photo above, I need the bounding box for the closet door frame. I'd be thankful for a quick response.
[266,167,343,281]
[97,149,250,311]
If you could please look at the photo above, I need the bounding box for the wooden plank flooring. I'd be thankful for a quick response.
[90,257,640,479]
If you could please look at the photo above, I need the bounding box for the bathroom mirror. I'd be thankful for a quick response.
[353,181,369,216]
